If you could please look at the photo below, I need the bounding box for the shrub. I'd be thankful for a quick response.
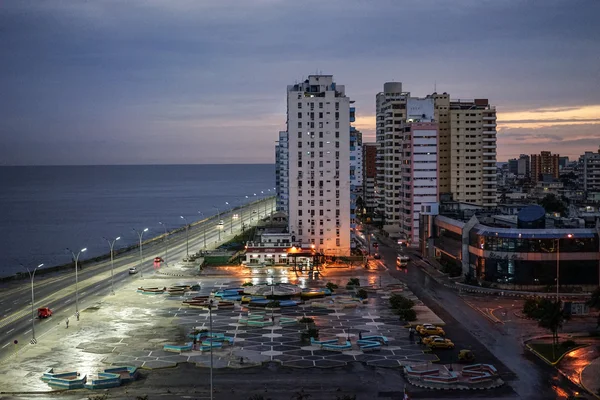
[347,278,360,287]
[301,327,319,341]
[299,317,314,324]
[389,294,414,310]
[356,289,368,299]
[523,298,540,318]
[242,282,253,287]
[326,282,339,291]
[266,300,280,308]
[397,308,417,322]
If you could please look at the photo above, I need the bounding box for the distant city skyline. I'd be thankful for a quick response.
[1,1,599,165]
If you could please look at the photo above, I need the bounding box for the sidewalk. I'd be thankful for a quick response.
[581,356,600,399]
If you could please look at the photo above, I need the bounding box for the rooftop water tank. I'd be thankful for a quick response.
[517,205,546,229]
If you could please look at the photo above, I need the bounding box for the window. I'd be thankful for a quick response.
[320,238,324,245]
[335,102,339,110]
[298,102,302,109]
[298,141,302,148]
[335,122,339,128]
[298,122,302,128]
[335,132,339,138]
[336,238,340,246]
[335,141,339,148]
[319,122,323,128]
[319,141,323,148]
[297,132,302,139]
[319,112,323,118]
[298,200,302,206]
[319,210,324,216]
[297,112,302,118]
[319,102,323,108]
[298,228,303,235]
[335,112,339,120]
[298,161,302,167]
[319,132,323,138]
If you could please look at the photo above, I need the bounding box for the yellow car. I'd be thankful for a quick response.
[422,335,444,345]
[416,324,445,336]
[241,295,264,303]
[427,337,454,349]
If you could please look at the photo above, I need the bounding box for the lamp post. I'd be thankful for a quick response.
[208,299,214,400]
[556,233,573,301]
[103,236,121,294]
[253,193,258,218]
[133,228,148,278]
[21,263,43,344]
[270,275,275,321]
[241,195,249,233]
[66,247,87,315]
[261,190,267,218]
[198,212,207,249]
[158,222,169,265]
[226,201,233,234]
[180,216,190,257]
[213,206,221,242]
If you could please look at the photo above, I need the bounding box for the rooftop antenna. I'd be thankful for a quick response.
[434,80,437,93]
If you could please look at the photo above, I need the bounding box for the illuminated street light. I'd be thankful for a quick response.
[133,228,148,278]
[180,216,190,257]
[21,263,43,344]
[103,236,121,294]
[66,247,87,315]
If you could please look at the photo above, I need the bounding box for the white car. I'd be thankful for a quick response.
[218,220,224,226]
[128,267,138,275]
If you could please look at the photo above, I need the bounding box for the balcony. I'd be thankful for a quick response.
[483,116,496,121]
[483,159,496,163]
[483,137,496,142]
[483,152,496,156]
[483,123,496,128]
[483,166,497,170]
[483,144,496,149]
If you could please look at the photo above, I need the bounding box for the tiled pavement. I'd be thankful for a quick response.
[98,281,439,370]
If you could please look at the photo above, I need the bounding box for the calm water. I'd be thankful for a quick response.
[0,164,274,277]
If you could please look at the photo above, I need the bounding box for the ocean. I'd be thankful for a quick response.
[0,164,275,277]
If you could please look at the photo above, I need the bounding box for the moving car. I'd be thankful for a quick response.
[37,307,52,318]
[373,253,381,260]
[218,220,224,226]
[396,255,410,268]
[427,337,454,349]
[154,257,164,263]
[129,267,139,275]
[458,349,475,363]
[416,324,445,336]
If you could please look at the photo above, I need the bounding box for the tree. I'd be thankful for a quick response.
[536,299,570,360]
[586,287,600,328]
[539,194,566,215]
[356,288,368,299]
[325,282,338,292]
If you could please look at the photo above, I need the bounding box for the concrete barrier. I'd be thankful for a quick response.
[163,343,193,353]
[41,368,87,390]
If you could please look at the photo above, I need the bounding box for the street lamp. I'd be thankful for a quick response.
[198,212,207,249]
[133,228,148,278]
[253,193,258,218]
[556,233,573,300]
[213,206,221,242]
[66,247,87,315]
[261,190,267,218]
[158,222,168,265]
[103,236,121,294]
[180,216,190,257]
[208,299,214,400]
[21,263,43,344]
[226,201,233,234]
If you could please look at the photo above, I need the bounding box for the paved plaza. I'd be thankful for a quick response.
[0,270,439,393]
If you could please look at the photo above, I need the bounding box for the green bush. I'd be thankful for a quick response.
[356,289,368,299]
[300,327,319,341]
[347,278,360,287]
[523,298,539,318]
[266,300,280,308]
[242,282,253,287]
[397,308,417,322]
[326,282,339,291]
[299,317,314,324]
[389,294,414,310]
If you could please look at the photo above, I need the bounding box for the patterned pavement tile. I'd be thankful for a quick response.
[272,344,302,352]
[283,359,315,368]
[315,359,346,368]
[367,359,401,368]
[242,345,272,352]
[286,349,313,357]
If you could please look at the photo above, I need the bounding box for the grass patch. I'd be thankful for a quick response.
[528,342,583,364]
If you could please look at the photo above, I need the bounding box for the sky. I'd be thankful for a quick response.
[1,0,599,165]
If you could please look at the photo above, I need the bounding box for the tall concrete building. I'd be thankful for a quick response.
[376,83,498,245]
[582,148,600,194]
[375,82,439,246]
[448,99,498,207]
[362,143,378,214]
[287,75,351,255]
[530,151,559,183]
[275,131,289,214]
[349,125,363,248]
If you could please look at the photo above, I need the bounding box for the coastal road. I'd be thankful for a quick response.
[0,198,274,361]
[371,234,588,399]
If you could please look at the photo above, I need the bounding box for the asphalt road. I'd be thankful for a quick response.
[0,198,274,361]
[367,232,590,399]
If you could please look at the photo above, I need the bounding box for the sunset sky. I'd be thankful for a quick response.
[1,0,599,165]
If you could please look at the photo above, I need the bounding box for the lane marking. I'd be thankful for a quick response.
[25,329,31,334]
[5,308,11,312]
[1,343,9,349]
[5,329,14,335]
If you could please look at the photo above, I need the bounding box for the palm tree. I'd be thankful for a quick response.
[537,299,570,360]
[586,287,600,328]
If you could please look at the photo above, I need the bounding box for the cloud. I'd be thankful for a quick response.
[1,0,599,164]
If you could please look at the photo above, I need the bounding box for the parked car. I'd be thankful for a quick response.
[218,220,224,226]
[154,257,164,263]
[37,307,52,318]
[373,253,381,259]
[416,324,445,336]
[427,337,454,349]
[129,267,138,275]
[422,335,443,345]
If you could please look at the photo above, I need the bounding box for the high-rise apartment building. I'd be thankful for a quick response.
[349,125,363,247]
[582,148,600,194]
[362,143,378,214]
[530,151,559,183]
[376,83,498,245]
[375,83,439,245]
[448,99,497,207]
[287,75,351,255]
[517,154,530,177]
[275,131,289,214]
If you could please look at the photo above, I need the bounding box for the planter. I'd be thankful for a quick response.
[265,307,280,312]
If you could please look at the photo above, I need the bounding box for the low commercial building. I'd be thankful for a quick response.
[420,203,600,289]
